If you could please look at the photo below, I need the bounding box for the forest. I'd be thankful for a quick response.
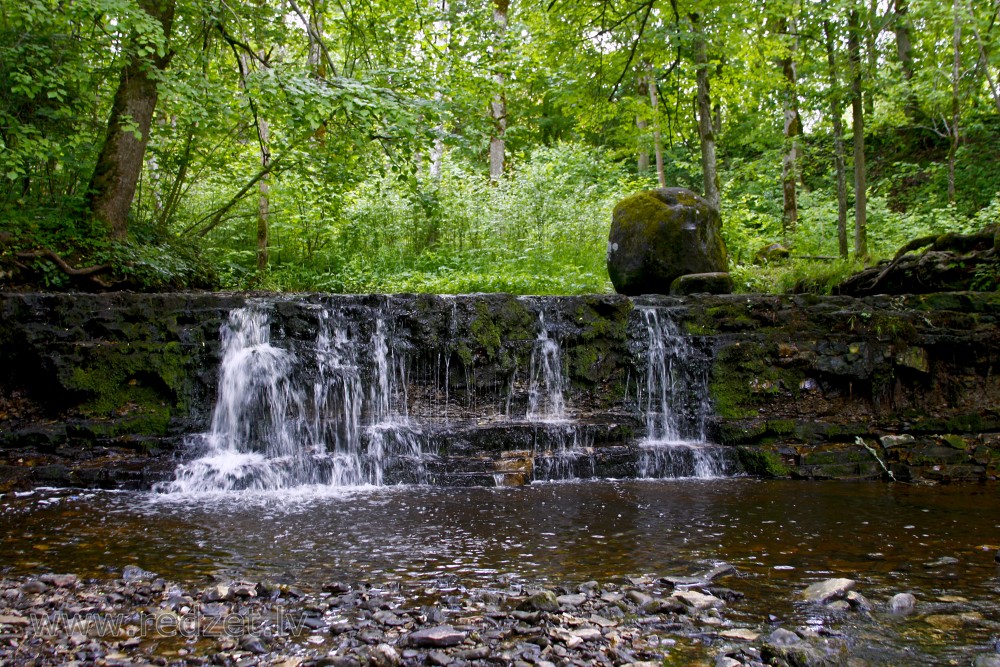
[0,0,998,295]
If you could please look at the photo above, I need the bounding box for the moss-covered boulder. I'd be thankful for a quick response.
[607,188,728,296]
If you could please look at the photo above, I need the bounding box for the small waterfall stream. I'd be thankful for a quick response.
[636,307,738,478]
[161,305,427,493]
[161,298,737,493]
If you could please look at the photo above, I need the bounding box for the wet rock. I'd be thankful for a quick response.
[239,635,268,654]
[888,593,917,613]
[38,573,77,588]
[121,565,156,581]
[845,591,872,612]
[802,578,855,604]
[715,656,742,667]
[19,579,47,595]
[407,624,467,648]
[607,187,728,295]
[625,590,653,607]
[671,590,725,610]
[557,593,587,607]
[923,556,960,568]
[720,628,759,641]
[766,628,802,646]
[203,583,230,602]
[520,590,559,612]
[370,643,401,667]
[974,655,1000,667]
[925,613,983,630]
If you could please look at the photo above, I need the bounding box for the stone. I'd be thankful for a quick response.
[888,593,917,613]
[406,625,467,648]
[38,573,78,588]
[121,565,156,581]
[370,643,401,667]
[625,590,653,606]
[801,578,855,603]
[520,590,559,612]
[19,579,47,595]
[719,628,759,641]
[754,242,791,264]
[607,187,728,295]
[716,656,742,667]
[556,593,587,607]
[923,556,960,568]
[766,628,802,646]
[671,590,725,610]
[670,272,733,296]
[845,591,872,612]
[973,655,1000,667]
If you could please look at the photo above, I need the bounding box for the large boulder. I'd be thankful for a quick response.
[607,188,728,295]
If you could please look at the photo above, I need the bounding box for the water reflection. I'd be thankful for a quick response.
[2,480,999,661]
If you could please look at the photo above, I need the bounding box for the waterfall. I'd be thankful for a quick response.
[160,305,426,493]
[636,307,737,479]
[526,311,567,422]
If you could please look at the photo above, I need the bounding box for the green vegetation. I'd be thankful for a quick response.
[1,0,999,294]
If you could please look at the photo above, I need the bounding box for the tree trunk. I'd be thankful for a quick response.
[430,0,450,180]
[824,19,850,259]
[948,0,962,204]
[237,53,270,274]
[647,64,666,188]
[86,0,175,240]
[636,75,650,175]
[691,12,720,213]
[863,0,878,118]
[489,0,509,182]
[893,0,921,120]
[779,17,802,238]
[849,7,868,260]
[966,0,1000,114]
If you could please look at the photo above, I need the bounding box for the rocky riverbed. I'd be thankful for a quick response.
[3,564,1000,667]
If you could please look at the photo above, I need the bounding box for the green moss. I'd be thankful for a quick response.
[941,434,969,450]
[708,341,805,419]
[737,447,790,477]
[470,302,502,360]
[62,341,192,435]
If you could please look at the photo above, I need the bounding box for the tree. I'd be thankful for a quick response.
[848,5,868,260]
[691,11,720,212]
[778,14,802,237]
[823,17,850,259]
[86,0,176,241]
[490,0,509,181]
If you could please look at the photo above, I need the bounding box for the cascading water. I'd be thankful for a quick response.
[636,307,738,478]
[160,305,427,493]
[524,311,587,482]
[526,311,567,422]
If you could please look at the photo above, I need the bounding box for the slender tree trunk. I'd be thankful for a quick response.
[430,0,450,180]
[86,0,175,240]
[949,0,962,204]
[849,7,868,260]
[636,75,650,175]
[824,19,850,259]
[966,0,1000,113]
[489,0,509,181]
[713,60,723,137]
[691,12,720,212]
[237,53,271,274]
[893,0,920,119]
[647,64,666,188]
[779,17,802,237]
[863,0,878,118]
[307,0,328,145]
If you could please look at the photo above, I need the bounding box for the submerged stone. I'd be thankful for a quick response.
[801,578,855,603]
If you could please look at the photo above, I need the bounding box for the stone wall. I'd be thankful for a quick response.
[0,291,997,490]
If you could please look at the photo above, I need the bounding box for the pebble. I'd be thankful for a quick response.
[406,625,467,648]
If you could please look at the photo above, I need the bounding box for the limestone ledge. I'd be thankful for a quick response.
[1,291,997,489]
